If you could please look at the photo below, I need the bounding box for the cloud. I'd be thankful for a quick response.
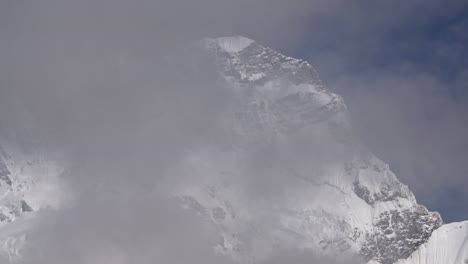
[267,0,468,222]
[0,0,467,263]
[0,1,358,263]
[17,196,236,264]
[258,248,362,264]
[331,67,468,221]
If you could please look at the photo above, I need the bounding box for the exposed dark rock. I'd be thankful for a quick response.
[21,200,33,212]
[353,181,408,206]
[212,207,226,221]
[360,206,442,264]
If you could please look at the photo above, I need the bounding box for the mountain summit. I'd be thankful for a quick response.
[164,36,465,264]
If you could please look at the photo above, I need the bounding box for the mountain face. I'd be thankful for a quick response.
[165,36,444,264]
[398,221,468,264]
[0,145,62,224]
[0,143,63,261]
[396,221,468,264]
[0,36,464,263]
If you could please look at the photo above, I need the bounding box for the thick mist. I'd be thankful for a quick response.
[0,0,364,263]
[0,0,466,263]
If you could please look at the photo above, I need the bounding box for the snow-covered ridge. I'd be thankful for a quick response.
[204,36,326,87]
[396,221,468,264]
[203,36,349,142]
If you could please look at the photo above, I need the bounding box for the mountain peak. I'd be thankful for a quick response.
[174,36,444,264]
[200,35,349,141]
[203,36,255,53]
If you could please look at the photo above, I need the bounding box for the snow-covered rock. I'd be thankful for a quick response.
[0,143,64,261]
[396,221,468,264]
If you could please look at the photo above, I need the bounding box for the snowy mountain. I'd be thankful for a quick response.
[0,36,464,263]
[0,142,64,261]
[165,36,445,264]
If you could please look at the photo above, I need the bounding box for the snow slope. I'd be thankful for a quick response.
[396,221,468,264]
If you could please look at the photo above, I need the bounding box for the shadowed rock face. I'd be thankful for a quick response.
[354,180,411,206]
[353,177,441,263]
